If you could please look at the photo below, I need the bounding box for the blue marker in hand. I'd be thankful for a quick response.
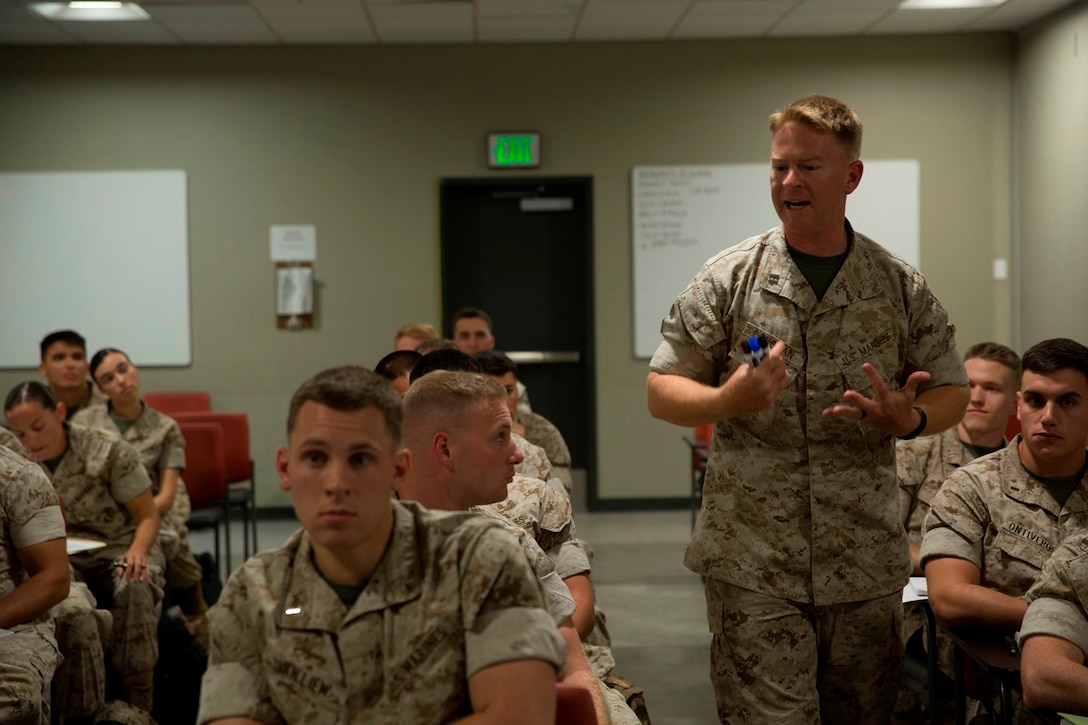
[743,335,769,367]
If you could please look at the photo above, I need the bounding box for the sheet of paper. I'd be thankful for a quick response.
[276,267,313,315]
[66,537,107,554]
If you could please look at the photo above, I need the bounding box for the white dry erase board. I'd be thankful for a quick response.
[0,171,191,368]
[631,161,919,359]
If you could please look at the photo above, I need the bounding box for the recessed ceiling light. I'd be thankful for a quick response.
[899,0,1006,8]
[29,1,151,20]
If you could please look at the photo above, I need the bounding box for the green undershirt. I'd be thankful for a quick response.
[1023,457,1088,508]
[787,246,849,301]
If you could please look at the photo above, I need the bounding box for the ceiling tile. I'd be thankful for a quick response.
[795,0,897,10]
[477,16,577,41]
[368,3,473,42]
[477,0,582,17]
[771,8,887,36]
[52,19,179,42]
[576,1,688,40]
[672,0,789,37]
[867,7,994,33]
[0,19,76,42]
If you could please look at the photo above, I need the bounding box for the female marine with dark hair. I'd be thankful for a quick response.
[5,381,163,714]
[73,348,208,642]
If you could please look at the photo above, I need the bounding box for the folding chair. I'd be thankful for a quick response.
[145,391,212,415]
[174,411,256,558]
[178,420,231,581]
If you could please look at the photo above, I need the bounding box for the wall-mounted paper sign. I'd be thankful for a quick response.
[277,267,313,315]
[270,225,317,262]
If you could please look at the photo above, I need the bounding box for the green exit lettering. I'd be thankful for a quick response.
[494,135,532,166]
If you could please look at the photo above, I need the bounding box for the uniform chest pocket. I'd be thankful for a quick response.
[988,529,1054,592]
[836,336,900,397]
[724,323,799,437]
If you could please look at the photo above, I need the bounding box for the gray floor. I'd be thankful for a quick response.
[188,506,719,725]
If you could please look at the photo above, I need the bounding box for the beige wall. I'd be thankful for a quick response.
[1016,2,1088,351]
[0,35,1014,506]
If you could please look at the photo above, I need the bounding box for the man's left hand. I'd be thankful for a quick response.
[822,362,930,436]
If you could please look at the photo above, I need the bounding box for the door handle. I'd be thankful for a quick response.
[505,351,581,365]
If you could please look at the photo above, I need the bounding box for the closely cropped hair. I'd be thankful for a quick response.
[394,322,438,344]
[5,381,59,413]
[474,350,518,378]
[286,366,403,443]
[415,338,459,356]
[769,94,863,159]
[89,347,128,381]
[409,349,482,384]
[1021,338,1088,382]
[402,371,507,431]
[964,342,1021,384]
[375,350,421,381]
[451,307,493,331]
[40,329,87,360]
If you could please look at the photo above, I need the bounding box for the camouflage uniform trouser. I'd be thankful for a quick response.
[0,622,60,725]
[53,577,111,720]
[69,543,165,680]
[705,578,902,725]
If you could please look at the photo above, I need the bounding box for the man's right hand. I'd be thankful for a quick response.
[719,340,790,416]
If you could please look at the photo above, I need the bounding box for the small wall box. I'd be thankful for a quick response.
[487,132,541,169]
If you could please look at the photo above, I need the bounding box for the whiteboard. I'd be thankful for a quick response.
[632,161,919,358]
[0,171,191,368]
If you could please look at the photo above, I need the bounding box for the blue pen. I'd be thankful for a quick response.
[747,335,768,367]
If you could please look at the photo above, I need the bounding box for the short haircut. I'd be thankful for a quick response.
[40,330,87,360]
[285,366,402,444]
[475,350,518,378]
[409,349,482,385]
[964,342,1021,384]
[394,322,438,344]
[1021,338,1088,383]
[769,94,863,160]
[89,347,128,381]
[375,350,421,381]
[5,381,59,413]
[451,307,493,332]
[415,338,459,356]
[402,371,507,433]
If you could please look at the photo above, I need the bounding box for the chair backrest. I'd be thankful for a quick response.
[555,683,597,725]
[173,411,252,483]
[145,391,212,415]
[177,421,228,507]
[1004,413,1021,442]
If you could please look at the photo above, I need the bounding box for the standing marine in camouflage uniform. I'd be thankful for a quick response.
[1019,531,1088,713]
[5,381,165,714]
[75,347,208,644]
[199,366,563,725]
[647,94,969,724]
[0,444,70,725]
[922,337,1088,722]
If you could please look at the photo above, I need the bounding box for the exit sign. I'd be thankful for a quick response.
[487,133,541,169]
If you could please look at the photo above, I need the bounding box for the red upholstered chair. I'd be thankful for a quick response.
[555,683,598,725]
[145,391,211,415]
[178,420,231,580]
[174,411,257,559]
[1004,413,1021,442]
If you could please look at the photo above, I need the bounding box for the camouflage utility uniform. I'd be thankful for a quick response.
[198,500,564,725]
[921,437,1088,600]
[921,438,1088,723]
[44,423,165,701]
[0,426,29,456]
[65,381,108,420]
[1021,532,1088,661]
[478,475,645,725]
[72,402,202,588]
[651,223,966,723]
[0,445,65,725]
[517,411,574,494]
